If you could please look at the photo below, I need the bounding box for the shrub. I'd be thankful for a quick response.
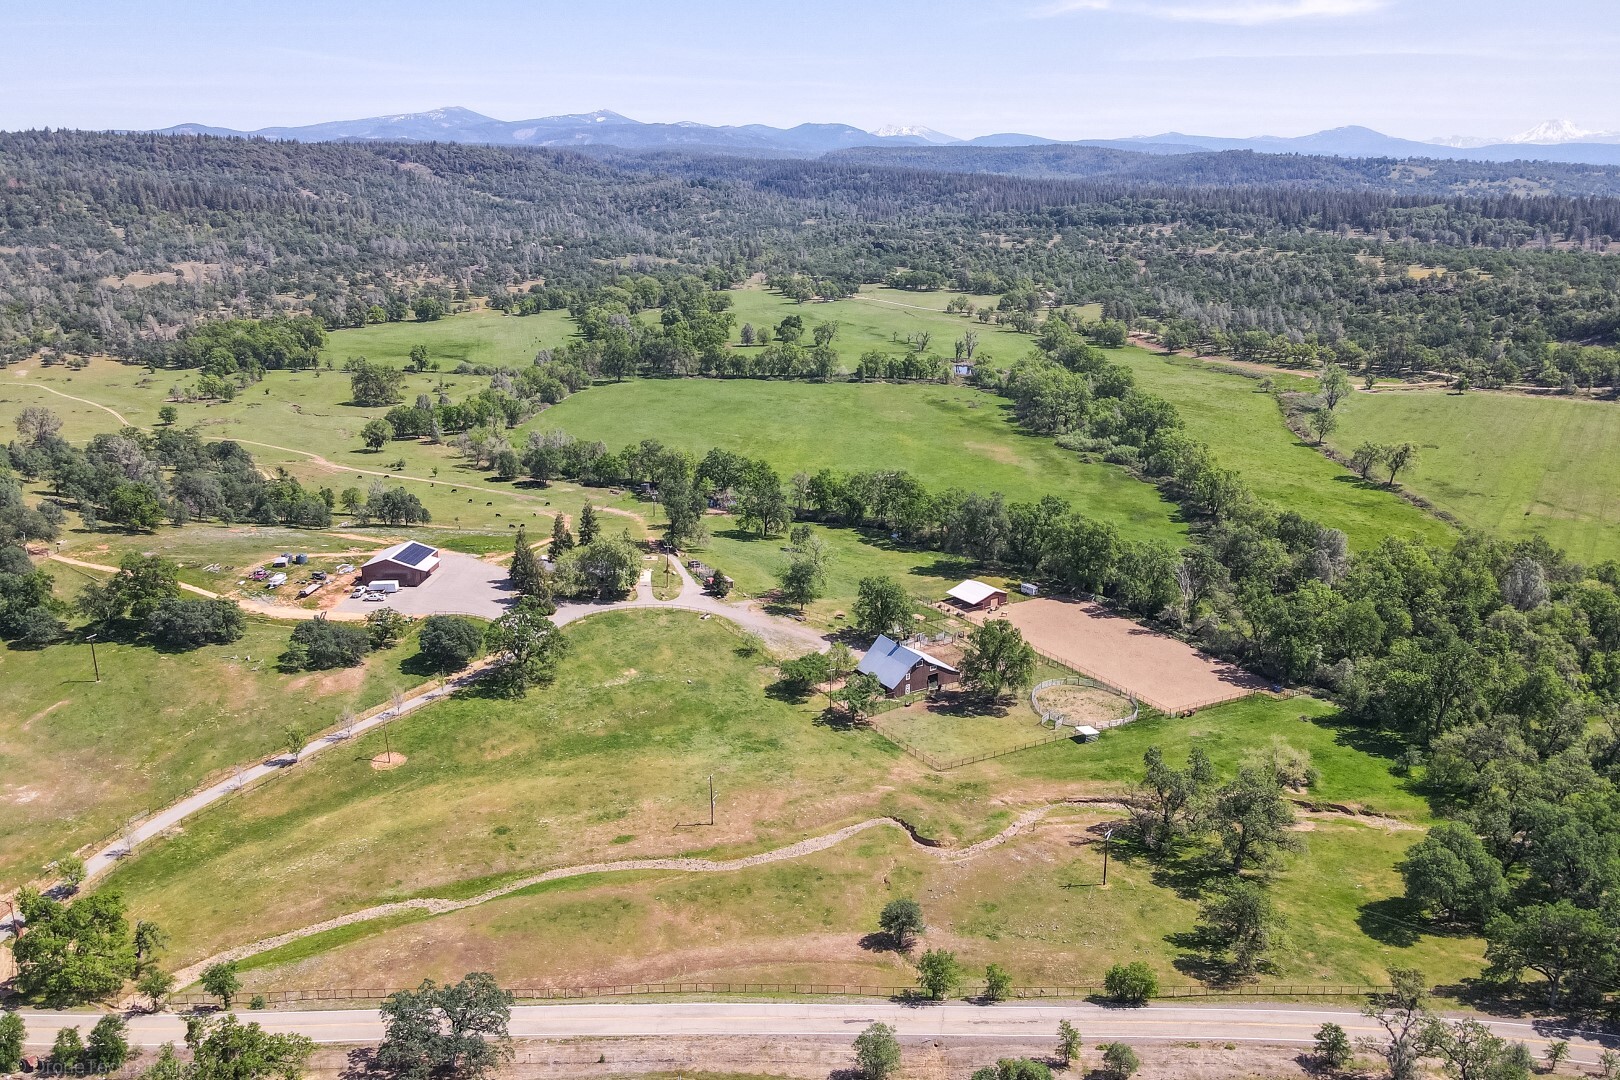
[854,1022,902,1080]
[1103,962,1157,1004]
[983,963,1013,1003]
[1100,1043,1140,1079]
[1314,1022,1352,1071]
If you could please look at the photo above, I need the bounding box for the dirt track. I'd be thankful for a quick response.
[993,599,1267,714]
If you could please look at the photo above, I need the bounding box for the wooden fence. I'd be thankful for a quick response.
[166,981,1394,1007]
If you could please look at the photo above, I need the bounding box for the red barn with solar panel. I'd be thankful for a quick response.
[358,541,441,587]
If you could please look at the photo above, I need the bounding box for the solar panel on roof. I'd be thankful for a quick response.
[394,542,436,566]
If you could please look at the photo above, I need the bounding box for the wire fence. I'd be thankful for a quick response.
[166,981,1394,1008]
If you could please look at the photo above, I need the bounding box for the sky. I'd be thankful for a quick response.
[3,0,1618,141]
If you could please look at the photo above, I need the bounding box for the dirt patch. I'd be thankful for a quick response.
[1031,683,1131,725]
[991,599,1267,714]
[371,752,408,770]
[21,699,70,731]
[964,441,1019,465]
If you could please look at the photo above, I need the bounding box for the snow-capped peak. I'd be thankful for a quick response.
[871,124,961,144]
[1508,119,1599,144]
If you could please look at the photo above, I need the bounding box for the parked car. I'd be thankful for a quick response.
[350,585,367,598]
[363,591,386,603]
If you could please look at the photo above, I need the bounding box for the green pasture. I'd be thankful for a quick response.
[1328,389,1620,564]
[1107,348,1454,550]
[319,306,576,370]
[534,380,1188,545]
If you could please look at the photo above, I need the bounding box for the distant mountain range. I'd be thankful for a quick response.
[150,108,1620,166]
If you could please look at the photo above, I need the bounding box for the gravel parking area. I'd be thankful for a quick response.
[334,551,516,620]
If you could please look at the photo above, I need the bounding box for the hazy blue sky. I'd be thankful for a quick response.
[4,0,1617,139]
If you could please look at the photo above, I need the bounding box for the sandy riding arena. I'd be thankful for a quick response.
[995,598,1268,714]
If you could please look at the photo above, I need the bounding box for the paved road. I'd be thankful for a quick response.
[17,1002,1617,1061]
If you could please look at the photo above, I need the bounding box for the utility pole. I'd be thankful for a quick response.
[87,632,101,681]
[1101,827,1115,885]
[708,775,715,826]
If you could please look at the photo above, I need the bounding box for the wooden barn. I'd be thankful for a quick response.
[945,579,1008,612]
[359,541,441,587]
[857,635,960,698]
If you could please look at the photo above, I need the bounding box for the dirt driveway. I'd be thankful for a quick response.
[993,597,1267,714]
[333,551,516,620]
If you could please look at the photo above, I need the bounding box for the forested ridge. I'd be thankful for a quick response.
[2,132,1619,387]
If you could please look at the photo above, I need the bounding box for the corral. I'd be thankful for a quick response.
[990,598,1268,714]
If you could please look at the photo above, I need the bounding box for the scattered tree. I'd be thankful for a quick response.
[361,417,395,451]
[777,553,825,612]
[1362,968,1431,1080]
[201,961,241,1009]
[158,405,179,425]
[377,972,513,1080]
[0,1012,25,1074]
[961,618,1036,702]
[483,598,568,696]
[577,502,600,545]
[366,607,410,649]
[916,948,963,1001]
[52,1027,85,1072]
[12,888,137,1005]
[1195,879,1284,975]
[880,898,925,949]
[1103,962,1157,1004]
[418,615,483,672]
[1397,822,1507,927]
[87,1014,131,1072]
[136,968,177,1012]
[1057,1019,1082,1067]
[1314,1022,1353,1072]
[853,576,911,640]
[509,524,543,595]
[983,963,1013,1003]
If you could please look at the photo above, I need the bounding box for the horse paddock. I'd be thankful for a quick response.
[994,598,1268,715]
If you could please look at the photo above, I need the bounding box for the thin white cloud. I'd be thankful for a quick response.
[1035,0,1388,22]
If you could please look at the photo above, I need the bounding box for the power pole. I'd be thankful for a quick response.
[1101,827,1115,885]
[708,775,715,826]
[87,633,100,681]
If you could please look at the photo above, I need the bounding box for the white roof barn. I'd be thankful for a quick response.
[945,579,1008,610]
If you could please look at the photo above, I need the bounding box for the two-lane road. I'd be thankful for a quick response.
[18,1002,1618,1064]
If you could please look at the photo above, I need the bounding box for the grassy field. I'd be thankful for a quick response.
[1107,349,1454,550]
[0,565,426,891]
[98,608,1442,991]
[1328,389,1620,563]
[534,381,1188,545]
[226,811,1477,995]
[723,286,1022,365]
[691,521,993,627]
[319,307,577,370]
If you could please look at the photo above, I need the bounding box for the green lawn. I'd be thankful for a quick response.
[1328,389,1620,564]
[533,380,1188,545]
[1107,348,1454,550]
[0,574,426,891]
